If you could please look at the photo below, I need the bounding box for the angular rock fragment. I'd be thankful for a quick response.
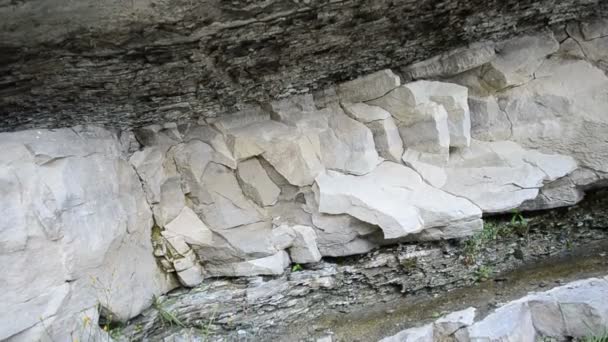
[205,251,291,277]
[466,301,536,342]
[402,149,447,188]
[183,124,237,169]
[468,96,512,141]
[343,103,404,163]
[311,212,379,257]
[237,158,281,207]
[368,80,471,158]
[481,31,559,89]
[315,162,482,239]
[164,206,213,247]
[318,109,382,175]
[548,278,608,337]
[289,225,322,264]
[342,102,391,123]
[337,69,401,103]
[379,324,434,342]
[366,116,405,163]
[224,120,324,186]
[443,140,577,213]
[199,163,266,229]
[152,176,186,227]
[402,42,496,80]
[433,307,476,337]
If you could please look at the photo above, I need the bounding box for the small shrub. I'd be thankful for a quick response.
[475,265,493,282]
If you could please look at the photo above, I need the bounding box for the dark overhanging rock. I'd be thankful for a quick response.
[0,0,606,132]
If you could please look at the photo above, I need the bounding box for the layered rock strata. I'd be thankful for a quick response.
[1,19,607,341]
[1,1,607,131]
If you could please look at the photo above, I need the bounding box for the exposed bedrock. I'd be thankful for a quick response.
[381,277,608,342]
[1,1,607,131]
[1,18,608,341]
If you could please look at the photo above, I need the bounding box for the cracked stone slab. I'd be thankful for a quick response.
[443,140,577,213]
[315,162,482,239]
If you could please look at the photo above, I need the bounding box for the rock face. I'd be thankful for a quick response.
[0,127,175,341]
[1,17,608,342]
[315,162,482,239]
[1,1,606,131]
[379,277,608,342]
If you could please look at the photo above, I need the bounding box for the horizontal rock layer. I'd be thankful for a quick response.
[1,0,606,131]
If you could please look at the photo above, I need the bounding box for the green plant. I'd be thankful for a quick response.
[580,334,608,342]
[509,210,529,235]
[291,263,303,272]
[400,257,418,270]
[152,295,185,328]
[475,265,493,282]
[196,305,218,342]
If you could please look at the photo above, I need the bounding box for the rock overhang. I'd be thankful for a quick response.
[1,0,606,131]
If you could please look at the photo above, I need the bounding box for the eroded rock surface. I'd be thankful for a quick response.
[2,0,605,131]
[380,277,608,342]
[1,18,608,341]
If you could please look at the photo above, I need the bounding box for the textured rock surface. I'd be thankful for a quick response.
[120,192,608,341]
[2,16,608,342]
[379,277,608,342]
[1,1,606,131]
[0,127,175,341]
[315,162,482,239]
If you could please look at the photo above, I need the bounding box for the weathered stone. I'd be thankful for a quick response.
[134,123,182,147]
[210,222,278,259]
[0,127,175,341]
[443,140,577,213]
[520,176,584,211]
[337,69,401,103]
[271,225,297,251]
[402,42,496,80]
[199,163,266,230]
[548,278,608,337]
[176,264,205,288]
[395,103,451,162]
[152,176,186,227]
[482,31,560,89]
[468,96,512,141]
[2,1,604,132]
[466,302,536,342]
[130,146,179,204]
[164,206,213,247]
[366,116,405,163]
[318,109,382,175]
[379,324,434,342]
[289,225,322,264]
[183,125,237,169]
[315,162,482,239]
[499,58,608,174]
[205,251,291,277]
[171,140,215,205]
[237,158,281,207]
[342,102,391,123]
[581,18,608,40]
[265,94,317,125]
[311,212,380,257]
[433,307,476,337]
[402,149,447,188]
[369,81,471,147]
[225,120,324,186]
